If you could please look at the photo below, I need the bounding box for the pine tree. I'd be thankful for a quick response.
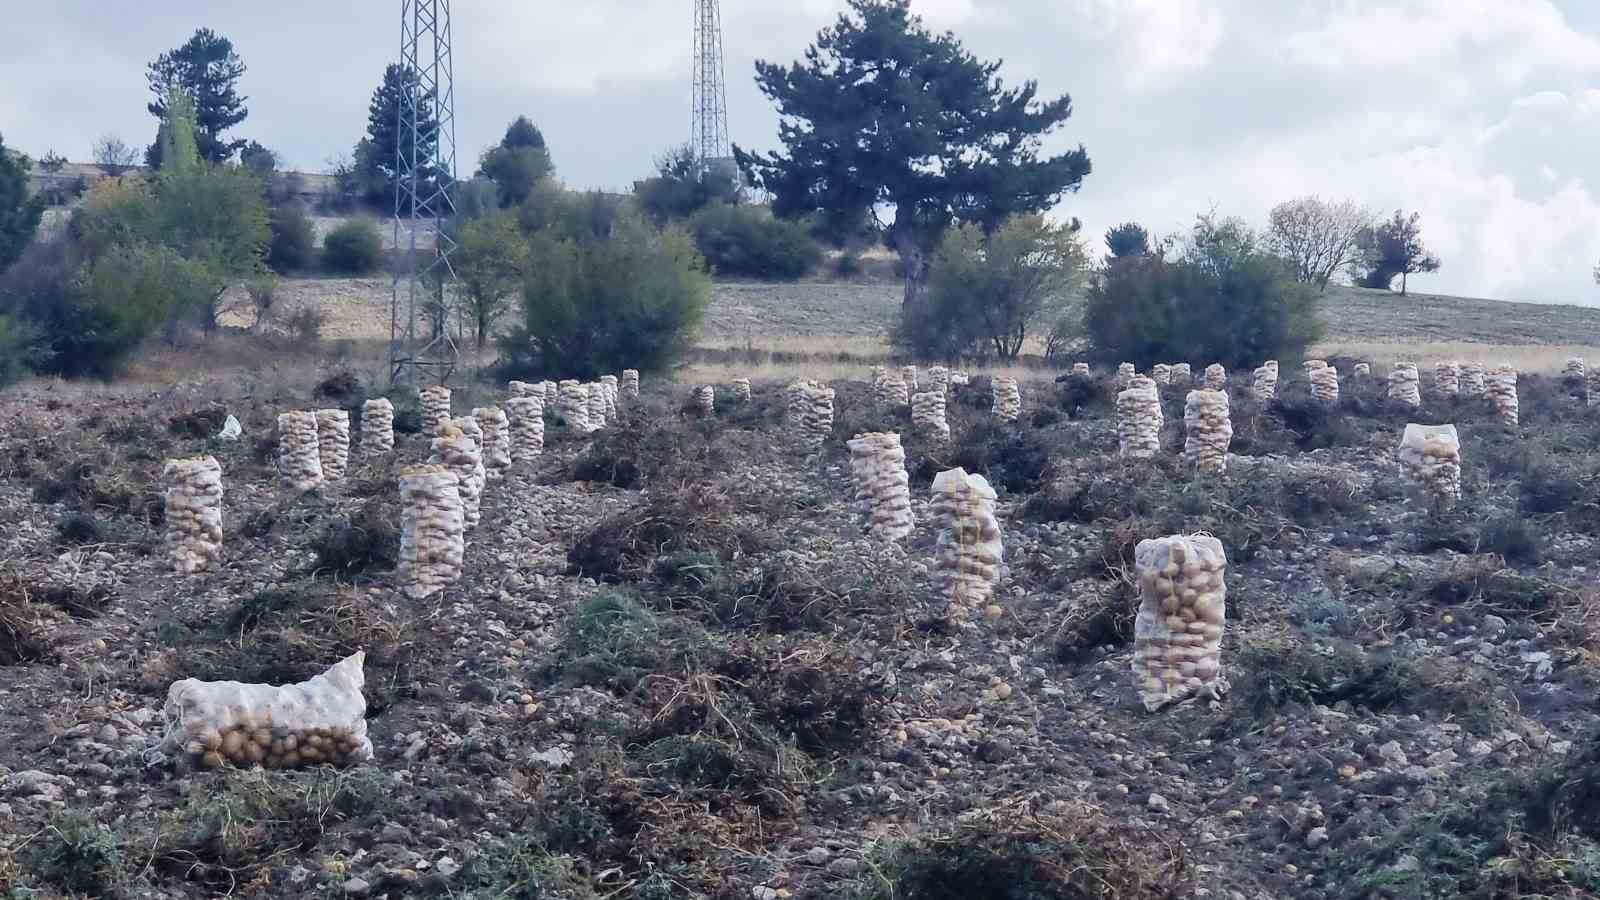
[356,64,442,213]
[737,0,1090,319]
[146,28,249,165]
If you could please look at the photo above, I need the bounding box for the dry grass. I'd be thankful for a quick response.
[676,359,1050,386]
[1310,340,1600,374]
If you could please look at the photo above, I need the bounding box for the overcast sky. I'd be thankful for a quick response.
[5,1,1600,305]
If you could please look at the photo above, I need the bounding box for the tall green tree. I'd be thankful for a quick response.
[0,133,45,275]
[1103,222,1151,261]
[1356,209,1440,295]
[477,116,554,207]
[736,0,1090,318]
[356,64,441,212]
[454,211,529,346]
[145,28,249,165]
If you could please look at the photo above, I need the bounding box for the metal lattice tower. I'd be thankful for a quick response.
[390,0,460,386]
[691,0,732,170]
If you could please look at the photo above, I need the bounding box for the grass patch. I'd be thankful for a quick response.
[20,811,127,898]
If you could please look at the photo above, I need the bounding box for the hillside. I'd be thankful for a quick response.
[257,274,1600,378]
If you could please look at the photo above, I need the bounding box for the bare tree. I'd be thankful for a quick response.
[1265,196,1374,291]
[91,135,139,176]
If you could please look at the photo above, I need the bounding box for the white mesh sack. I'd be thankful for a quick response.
[163,651,373,770]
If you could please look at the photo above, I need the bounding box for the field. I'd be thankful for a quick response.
[2,278,1600,899]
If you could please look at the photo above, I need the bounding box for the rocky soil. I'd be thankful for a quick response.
[0,366,1598,900]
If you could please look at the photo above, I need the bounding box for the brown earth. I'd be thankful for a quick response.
[0,354,1598,899]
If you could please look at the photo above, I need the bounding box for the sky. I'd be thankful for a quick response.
[4,0,1600,306]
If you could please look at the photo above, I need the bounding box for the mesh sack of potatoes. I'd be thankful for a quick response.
[1310,364,1340,405]
[1169,363,1192,387]
[901,365,918,394]
[430,423,485,530]
[1116,376,1163,459]
[926,366,951,397]
[1251,361,1278,401]
[1132,534,1228,712]
[1387,363,1422,407]
[1183,389,1233,476]
[621,369,640,399]
[991,377,1022,422]
[473,407,513,479]
[1459,364,1485,397]
[785,380,816,425]
[164,455,223,574]
[419,385,452,436]
[694,384,716,417]
[276,411,324,492]
[730,377,752,402]
[1398,423,1461,504]
[930,467,1003,612]
[585,383,608,428]
[1151,363,1171,386]
[1434,360,1460,397]
[1564,357,1586,381]
[1302,359,1327,377]
[911,390,951,442]
[1486,365,1519,425]
[508,380,543,401]
[798,384,836,449]
[360,398,395,457]
[847,432,914,541]
[163,652,373,771]
[1353,362,1371,377]
[600,375,620,417]
[314,409,351,482]
[504,396,546,463]
[1116,362,1136,390]
[399,464,465,598]
[1203,363,1227,391]
[556,380,594,434]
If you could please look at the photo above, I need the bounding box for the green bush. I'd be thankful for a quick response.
[499,214,708,379]
[267,202,316,272]
[897,215,1086,361]
[634,144,739,223]
[322,219,384,274]
[688,203,821,280]
[1084,244,1320,370]
[0,237,182,378]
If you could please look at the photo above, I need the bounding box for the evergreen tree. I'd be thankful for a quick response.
[736,0,1090,317]
[1356,210,1441,295]
[145,28,249,164]
[1104,222,1151,262]
[477,116,554,207]
[356,64,442,213]
[0,133,45,275]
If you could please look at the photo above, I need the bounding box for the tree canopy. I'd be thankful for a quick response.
[356,64,442,213]
[1104,222,1151,261]
[478,116,554,208]
[0,133,45,275]
[145,28,249,165]
[1357,210,1441,295]
[634,144,739,224]
[736,0,1090,315]
[1266,196,1373,291]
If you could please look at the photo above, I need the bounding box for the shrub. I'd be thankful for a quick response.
[500,214,708,379]
[244,276,277,332]
[1084,216,1321,369]
[0,130,46,274]
[634,144,740,223]
[283,306,326,349]
[322,219,383,274]
[897,215,1087,361]
[266,202,316,272]
[688,203,821,280]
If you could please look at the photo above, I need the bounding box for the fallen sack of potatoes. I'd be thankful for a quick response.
[161,652,373,771]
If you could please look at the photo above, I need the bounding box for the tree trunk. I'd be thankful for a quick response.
[1400,270,1407,296]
